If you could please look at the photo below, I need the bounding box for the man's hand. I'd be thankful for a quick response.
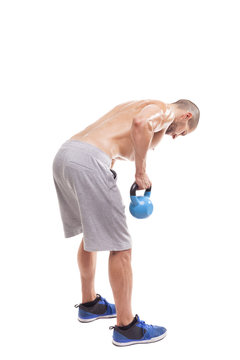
[135,172,152,190]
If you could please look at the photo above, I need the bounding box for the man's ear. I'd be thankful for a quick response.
[181,112,192,122]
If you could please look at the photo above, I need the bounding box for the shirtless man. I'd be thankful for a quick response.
[52,98,200,346]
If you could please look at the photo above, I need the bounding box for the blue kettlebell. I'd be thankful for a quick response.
[129,182,153,219]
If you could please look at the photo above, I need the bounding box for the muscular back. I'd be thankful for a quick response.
[70,99,171,161]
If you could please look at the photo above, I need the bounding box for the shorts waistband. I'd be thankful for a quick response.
[62,139,112,167]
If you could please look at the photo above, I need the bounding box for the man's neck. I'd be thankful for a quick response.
[167,103,179,120]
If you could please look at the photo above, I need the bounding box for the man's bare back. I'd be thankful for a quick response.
[70,99,173,162]
[70,98,198,190]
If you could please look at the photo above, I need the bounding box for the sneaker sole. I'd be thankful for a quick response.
[112,331,167,346]
[78,314,117,323]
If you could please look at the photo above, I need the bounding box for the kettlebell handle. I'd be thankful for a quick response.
[130,182,151,196]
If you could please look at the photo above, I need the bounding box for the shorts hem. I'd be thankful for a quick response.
[64,227,83,238]
[83,245,132,252]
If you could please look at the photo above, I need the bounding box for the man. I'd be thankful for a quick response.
[52,98,200,346]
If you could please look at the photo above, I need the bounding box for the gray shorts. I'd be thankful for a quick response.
[52,139,132,252]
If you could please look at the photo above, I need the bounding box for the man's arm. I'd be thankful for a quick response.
[130,104,164,173]
[130,104,164,189]
[130,120,152,174]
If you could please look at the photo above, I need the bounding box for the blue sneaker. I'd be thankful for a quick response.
[109,314,167,346]
[74,293,116,322]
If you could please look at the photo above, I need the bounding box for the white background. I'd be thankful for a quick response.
[0,0,239,358]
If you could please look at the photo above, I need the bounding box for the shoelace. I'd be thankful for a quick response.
[139,319,153,328]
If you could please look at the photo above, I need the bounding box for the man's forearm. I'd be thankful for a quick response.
[130,121,154,174]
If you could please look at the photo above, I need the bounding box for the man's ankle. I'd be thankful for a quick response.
[117,315,135,327]
[81,292,97,304]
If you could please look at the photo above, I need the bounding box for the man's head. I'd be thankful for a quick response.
[166,99,200,139]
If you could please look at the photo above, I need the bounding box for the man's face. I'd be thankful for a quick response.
[165,113,191,139]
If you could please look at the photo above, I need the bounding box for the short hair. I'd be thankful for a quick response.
[173,99,200,131]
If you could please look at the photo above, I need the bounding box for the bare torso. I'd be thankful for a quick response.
[70,99,172,162]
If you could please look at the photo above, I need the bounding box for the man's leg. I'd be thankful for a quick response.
[77,237,97,303]
[108,249,134,326]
